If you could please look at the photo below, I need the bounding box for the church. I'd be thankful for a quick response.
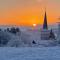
[41,11,55,40]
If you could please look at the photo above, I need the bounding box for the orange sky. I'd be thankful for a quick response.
[0,0,60,26]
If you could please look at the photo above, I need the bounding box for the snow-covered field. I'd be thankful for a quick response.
[0,47,60,60]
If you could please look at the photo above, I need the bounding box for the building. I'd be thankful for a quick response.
[41,29,50,40]
[41,11,50,40]
[41,11,56,40]
[57,22,60,38]
[43,11,48,30]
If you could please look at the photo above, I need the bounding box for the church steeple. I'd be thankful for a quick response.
[43,11,48,30]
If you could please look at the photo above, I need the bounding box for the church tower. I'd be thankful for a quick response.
[41,11,50,40]
[43,11,48,30]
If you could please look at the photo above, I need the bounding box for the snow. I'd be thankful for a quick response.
[0,47,60,60]
[0,25,59,47]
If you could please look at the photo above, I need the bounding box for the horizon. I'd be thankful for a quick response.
[0,23,58,27]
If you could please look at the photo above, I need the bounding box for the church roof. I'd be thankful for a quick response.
[43,11,48,30]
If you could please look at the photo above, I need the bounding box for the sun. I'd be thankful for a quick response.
[33,24,37,27]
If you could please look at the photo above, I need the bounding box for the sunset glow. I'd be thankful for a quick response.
[0,0,60,26]
[33,24,37,27]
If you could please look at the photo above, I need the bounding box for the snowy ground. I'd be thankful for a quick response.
[0,47,60,60]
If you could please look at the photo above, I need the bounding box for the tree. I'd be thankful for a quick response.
[10,27,16,34]
[15,28,20,32]
[0,28,2,31]
[49,29,55,39]
[7,28,10,32]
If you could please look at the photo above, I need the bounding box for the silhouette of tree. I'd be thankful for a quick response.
[0,28,2,31]
[7,28,10,32]
[15,28,20,32]
[10,27,16,34]
[49,29,55,39]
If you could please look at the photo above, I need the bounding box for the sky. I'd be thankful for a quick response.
[0,0,60,26]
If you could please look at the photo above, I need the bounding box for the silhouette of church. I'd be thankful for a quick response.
[41,11,55,40]
[43,11,48,30]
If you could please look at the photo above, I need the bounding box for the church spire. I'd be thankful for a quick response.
[43,11,48,30]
